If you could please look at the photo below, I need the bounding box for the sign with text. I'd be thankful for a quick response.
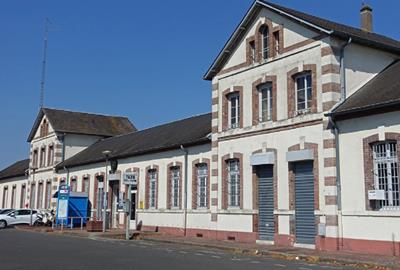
[57,185,70,220]
[123,172,138,186]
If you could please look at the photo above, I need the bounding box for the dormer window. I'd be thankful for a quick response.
[40,119,49,137]
[260,25,269,60]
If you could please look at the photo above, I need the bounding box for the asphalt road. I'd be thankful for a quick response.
[0,229,356,270]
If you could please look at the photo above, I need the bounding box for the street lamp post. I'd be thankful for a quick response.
[102,150,111,233]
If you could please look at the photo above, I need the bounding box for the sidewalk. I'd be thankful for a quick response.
[16,226,400,270]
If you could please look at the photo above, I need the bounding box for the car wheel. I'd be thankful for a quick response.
[0,220,7,229]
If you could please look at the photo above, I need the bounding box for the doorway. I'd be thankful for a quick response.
[129,189,137,229]
[294,161,316,245]
[256,165,275,241]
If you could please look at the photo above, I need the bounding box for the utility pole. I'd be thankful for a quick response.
[40,18,51,108]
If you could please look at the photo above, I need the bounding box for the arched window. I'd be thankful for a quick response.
[260,25,269,60]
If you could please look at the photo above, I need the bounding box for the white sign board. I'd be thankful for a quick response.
[123,172,137,186]
[58,200,68,218]
[368,190,385,200]
[108,173,120,181]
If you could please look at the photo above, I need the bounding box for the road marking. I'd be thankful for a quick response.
[195,253,204,256]
[231,258,242,261]
[179,251,188,254]
[211,255,221,259]
[250,261,260,264]
[274,263,287,267]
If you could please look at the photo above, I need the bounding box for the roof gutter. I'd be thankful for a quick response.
[257,1,333,35]
[339,37,352,100]
[203,1,259,80]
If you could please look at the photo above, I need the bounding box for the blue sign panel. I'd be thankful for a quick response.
[56,185,70,225]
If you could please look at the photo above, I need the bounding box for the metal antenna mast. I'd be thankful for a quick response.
[40,18,51,108]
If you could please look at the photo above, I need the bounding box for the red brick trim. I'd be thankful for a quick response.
[246,35,256,65]
[145,165,159,209]
[191,158,211,209]
[81,175,90,195]
[323,139,336,149]
[325,176,337,187]
[321,46,340,57]
[219,119,322,142]
[323,101,338,111]
[217,34,325,78]
[322,82,341,93]
[282,34,326,54]
[221,153,243,209]
[363,132,400,210]
[93,172,105,219]
[252,76,277,126]
[166,162,183,210]
[255,20,274,62]
[321,64,340,75]
[287,64,317,118]
[222,86,244,131]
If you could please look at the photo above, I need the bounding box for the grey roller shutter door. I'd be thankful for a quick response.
[294,161,315,245]
[257,165,275,241]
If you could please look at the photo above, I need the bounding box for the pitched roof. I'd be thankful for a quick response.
[0,159,29,181]
[27,108,136,142]
[329,60,400,120]
[204,0,400,80]
[56,113,211,169]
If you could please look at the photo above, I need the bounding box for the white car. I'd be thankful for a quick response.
[0,209,38,229]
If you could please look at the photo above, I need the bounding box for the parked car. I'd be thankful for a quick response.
[0,209,14,215]
[0,209,38,229]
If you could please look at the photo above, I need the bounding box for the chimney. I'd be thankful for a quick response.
[360,3,373,32]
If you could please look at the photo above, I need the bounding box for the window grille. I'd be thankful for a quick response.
[373,142,400,210]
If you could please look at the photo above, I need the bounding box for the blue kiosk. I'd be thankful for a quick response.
[56,185,89,227]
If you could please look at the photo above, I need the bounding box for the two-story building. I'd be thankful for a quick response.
[0,0,400,256]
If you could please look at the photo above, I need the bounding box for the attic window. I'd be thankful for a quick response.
[40,119,49,137]
[259,25,269,60]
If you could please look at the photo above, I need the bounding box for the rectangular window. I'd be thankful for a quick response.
[45,181,52,209]
[228,93,240,129]
[296,73,312,112]
[83,177,90,194]
[227,160,240,207]
[171,167,180,208]
[70,178,77,192]
[11,186,16,209]
[37,183,44,209]
[373,142,400,210]
[40,147,46,168]
[258,83,273,122]
[48,145,54,166]
[197,164,208,208]
[249,41,256,63]
[32,149,38,168]
[30,183,36,209]
[149,170,157,208]
[96,176,104,219]
[2,187,8,208]
[20,185,26,208]
[273,31,280,55]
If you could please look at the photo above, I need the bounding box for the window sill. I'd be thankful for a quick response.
[218,209,257,215]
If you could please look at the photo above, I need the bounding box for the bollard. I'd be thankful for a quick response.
[61,220,64,231]
[80,218,83,230]
[70,218,73,229]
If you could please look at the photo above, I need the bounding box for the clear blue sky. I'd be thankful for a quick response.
[1,0,399,169]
